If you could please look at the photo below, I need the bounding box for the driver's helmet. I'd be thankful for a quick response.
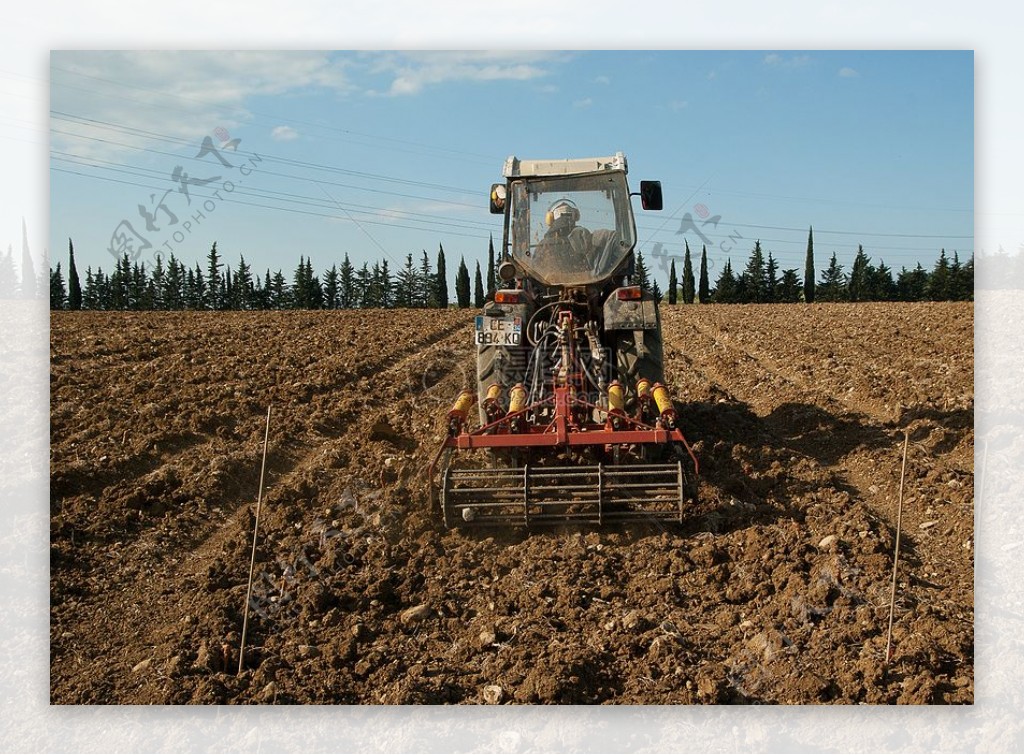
[544,199,580,231]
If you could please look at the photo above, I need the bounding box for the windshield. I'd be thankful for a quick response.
[509,173,636,287]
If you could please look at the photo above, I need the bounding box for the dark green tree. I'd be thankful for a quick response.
[436,244,449,308]
[895,264,928,301]
[131,261,149,309]
[817,252,847,302]
[741,240,767,303]
[108,254,128,310]
[765,251,778,303]
[292,255,309,308]
[486,235,496,301]
[367,262,384,308]
[379,259,393,308]
[456,256,471,308]
[698,244,710,303]
[82,267,96,309]
[95,267,111,310]
[234,255,254,310]
[633,251,651,291]
[473,261,485,308]
[270,269,288,309]
[149,253,165,310]
[848,245,872,302]
[339,254,355,309]
[356,263,371,308]
[682,241,695,304]
[49,262,66,309]
[205,242,222,310]
[165,256,184,310]
[779,268,801,303]
[667,259,678,305]
[419,250,435,308]
[222,267,233,310]
[185,265,197,309]
[263,273,275,309]
[804,226,816,304]
[323,263,339,310]
[310,258,324,308]
[868,259,896,301]
[928,248,952,301]
[67,238,82,310]
[395,254,417,308]
[712,259,737,303]
[954,253,974,301]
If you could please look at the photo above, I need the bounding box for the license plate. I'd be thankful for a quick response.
[475,315,522,346]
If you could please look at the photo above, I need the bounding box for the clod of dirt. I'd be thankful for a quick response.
[622,610,644,630]
[483,685,504,704]
[696,663,730,702]
[131,658,152,674]
[260,682,278,702]
[400,604,433,625]
[817,535,838,550]
[477,626,497,647]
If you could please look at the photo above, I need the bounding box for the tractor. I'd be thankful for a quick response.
[429,153,698,527]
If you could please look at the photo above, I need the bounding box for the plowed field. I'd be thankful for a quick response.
[50,303,973,704]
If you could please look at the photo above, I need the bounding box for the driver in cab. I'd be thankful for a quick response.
[536,199,593,260]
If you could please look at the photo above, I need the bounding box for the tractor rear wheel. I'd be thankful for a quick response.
[614,323,665,389]
[476,343,528,424]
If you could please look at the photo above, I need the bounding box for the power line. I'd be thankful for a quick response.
[51,112,482,198]
[49,63,499,166]
[53,110,971,245]
[50,151,496,231]
[51,166,495,243]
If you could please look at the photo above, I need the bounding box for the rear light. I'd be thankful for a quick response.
[616,286,642,301]
[495,290,522,304]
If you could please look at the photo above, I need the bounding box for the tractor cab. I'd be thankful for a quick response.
[491,153,662,289]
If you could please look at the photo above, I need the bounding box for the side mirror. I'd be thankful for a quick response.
[640,181,663,211]
[490,184,507,214]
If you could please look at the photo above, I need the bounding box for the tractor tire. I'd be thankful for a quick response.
[615,322,665,390]
[476,342,528,424]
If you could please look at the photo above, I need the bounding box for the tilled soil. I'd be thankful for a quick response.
[49,303,973,704]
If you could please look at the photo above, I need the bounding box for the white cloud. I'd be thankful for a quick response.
[707,69,717,81]
[763,52,811,68]
[271,125,299,141]
[368,51,557,97]
[595,75,610,85]
[50,51,353,160]
[668,100,688,111]
[839,67,860,78]
[572,97,593,109]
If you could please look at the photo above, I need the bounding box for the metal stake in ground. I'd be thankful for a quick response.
[239,405,272,675]
[885,430,910,666]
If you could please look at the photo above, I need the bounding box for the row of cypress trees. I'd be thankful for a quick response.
[663,230,973,304]
[50,231,972,310]
[49,239,506,311]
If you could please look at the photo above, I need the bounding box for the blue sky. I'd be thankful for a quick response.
[49,50,973,291]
